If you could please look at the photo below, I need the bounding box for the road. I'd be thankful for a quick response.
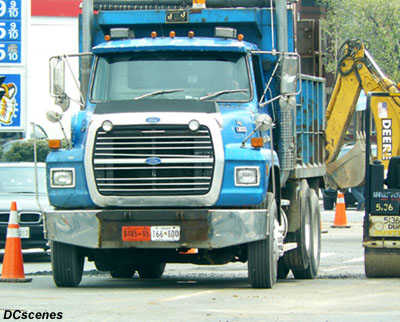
[1,207,400,322]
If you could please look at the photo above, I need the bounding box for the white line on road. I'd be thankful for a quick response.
[158,290,219,302]
[321,252,336,258]
[343,256,364,264]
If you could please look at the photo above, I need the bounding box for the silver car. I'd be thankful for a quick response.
[0,162,51,250]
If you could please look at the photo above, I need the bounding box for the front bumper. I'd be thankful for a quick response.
[44,208,269,249]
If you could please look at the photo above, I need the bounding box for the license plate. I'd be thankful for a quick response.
[122,226,180,242]
[19,227,30,239]
[369,215,400,237]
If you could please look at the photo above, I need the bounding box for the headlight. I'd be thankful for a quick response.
[50,168,75,188]
[102,120,113,132]
[188,119,200,132]
[235,167,260,186]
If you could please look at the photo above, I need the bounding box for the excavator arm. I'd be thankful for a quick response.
[325,40,400,189]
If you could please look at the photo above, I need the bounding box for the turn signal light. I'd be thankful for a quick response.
[179,248,198,254]
[48,139,61,149]
[251,137,264,148]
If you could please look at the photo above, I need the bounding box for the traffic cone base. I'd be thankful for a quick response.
[0,201,32,283]
[331,192,350,228]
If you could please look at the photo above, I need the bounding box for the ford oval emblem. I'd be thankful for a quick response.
[146,157,161,165]
[146,117,160,123]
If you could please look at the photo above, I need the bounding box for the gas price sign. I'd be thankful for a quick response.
[0,0,25,131]
[0,0,22,64]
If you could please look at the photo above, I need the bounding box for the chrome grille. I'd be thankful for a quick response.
[93,124,214,196]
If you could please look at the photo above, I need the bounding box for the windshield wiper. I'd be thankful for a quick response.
[200,88,249,100]
[133,89,184,100]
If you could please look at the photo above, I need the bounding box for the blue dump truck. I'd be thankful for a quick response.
[45,0,325,288]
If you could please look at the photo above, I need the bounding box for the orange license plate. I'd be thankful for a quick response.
[122,226,151,242]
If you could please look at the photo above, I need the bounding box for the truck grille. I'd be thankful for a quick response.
[93,124,215,196]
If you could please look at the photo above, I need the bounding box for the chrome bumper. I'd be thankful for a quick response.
[44,208,269,249]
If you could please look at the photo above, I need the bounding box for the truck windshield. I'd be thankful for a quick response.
[91,51,252,102]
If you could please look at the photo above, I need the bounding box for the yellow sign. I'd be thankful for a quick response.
[369,215,400,236]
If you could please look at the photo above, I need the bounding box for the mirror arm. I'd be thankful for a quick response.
[241,123,263,147]
[58,119,72,149]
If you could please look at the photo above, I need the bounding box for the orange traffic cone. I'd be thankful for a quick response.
[331,191,350,228]
[0,202,32,282]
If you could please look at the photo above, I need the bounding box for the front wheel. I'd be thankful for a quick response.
[51,241,84,287]
[248,193,278,288]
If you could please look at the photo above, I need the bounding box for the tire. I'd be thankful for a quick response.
[286,180,312,274]
[248,192,278,288]
[292,188,321,279]
[137,263,166,279]
[51,241,84,287]
[110,265,136,279]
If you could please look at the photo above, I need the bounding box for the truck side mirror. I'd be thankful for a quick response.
[51,57,65,96]
[281,54,299,95]
[46,107,63,123]
[50,57,70,112]
[255,114,273,132]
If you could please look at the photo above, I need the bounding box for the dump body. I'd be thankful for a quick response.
[44,1,325,288]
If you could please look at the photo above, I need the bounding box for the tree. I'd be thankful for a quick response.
[1,140,51,162]
[318,0,400,81]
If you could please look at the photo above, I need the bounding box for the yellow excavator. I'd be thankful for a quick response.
[325,40,400,189]
[325,40,400,276]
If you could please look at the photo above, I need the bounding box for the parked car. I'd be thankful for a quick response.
[0,163,51,250]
